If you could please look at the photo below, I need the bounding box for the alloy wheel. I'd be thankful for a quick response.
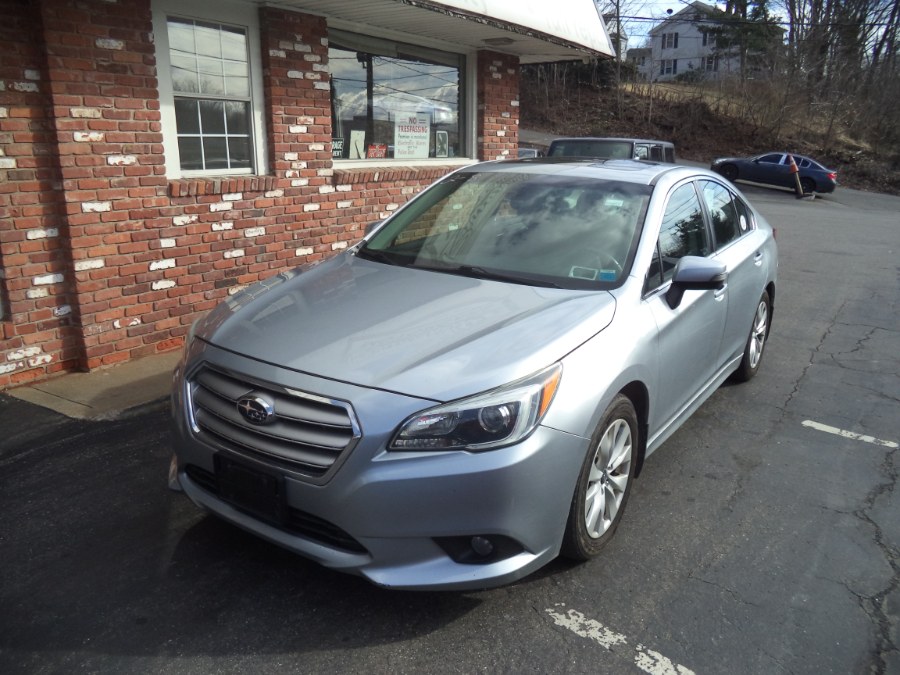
[748,299,768,369]
[584,418,633,538]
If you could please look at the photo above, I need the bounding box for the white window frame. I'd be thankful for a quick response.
[660,59,678,76]
[152,0,268,179]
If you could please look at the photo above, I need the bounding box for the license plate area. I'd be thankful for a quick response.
[215,455,283,523]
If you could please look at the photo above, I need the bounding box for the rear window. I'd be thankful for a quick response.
[548,140,634,159]
[549,140,675,163]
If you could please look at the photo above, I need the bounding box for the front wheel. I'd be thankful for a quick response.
[733,290,770,382]
[561,395,638,560]
[719,164,738,182]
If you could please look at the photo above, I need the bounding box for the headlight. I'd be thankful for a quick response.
[389,364,562,452]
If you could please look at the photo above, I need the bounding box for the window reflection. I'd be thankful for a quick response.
[700,181,741,249]
[363,173,650,288]
[329,33,463,161]
[657,184,708,283]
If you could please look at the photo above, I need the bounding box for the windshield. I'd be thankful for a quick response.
[360,171,651,289]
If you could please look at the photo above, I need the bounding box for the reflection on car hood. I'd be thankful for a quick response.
[197,253,616,401]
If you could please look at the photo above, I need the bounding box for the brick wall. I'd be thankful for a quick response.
[0,0,79,385]
[38,0,165,375]
[477,51,520,161]
[0,0,522,390]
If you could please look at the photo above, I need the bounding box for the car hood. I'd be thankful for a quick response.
[195,253,616,401]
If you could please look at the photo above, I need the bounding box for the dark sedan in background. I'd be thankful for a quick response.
[711,152,838,194]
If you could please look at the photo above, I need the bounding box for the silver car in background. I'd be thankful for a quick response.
[170,159,777,590]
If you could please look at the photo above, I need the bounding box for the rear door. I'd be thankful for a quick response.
[698,179,767,363]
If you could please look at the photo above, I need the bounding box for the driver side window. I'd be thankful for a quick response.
[646,183,709,292]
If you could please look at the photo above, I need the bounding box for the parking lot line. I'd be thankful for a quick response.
[802,420,899,449]
[546,605,696,674]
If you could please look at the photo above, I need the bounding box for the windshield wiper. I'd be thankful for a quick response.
[418,262,563,288]
[356,248,402,266]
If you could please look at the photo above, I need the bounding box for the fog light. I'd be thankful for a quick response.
[471,536,494,557]
[435,534,524,564]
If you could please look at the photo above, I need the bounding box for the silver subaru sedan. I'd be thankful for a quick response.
[169,159,777,590]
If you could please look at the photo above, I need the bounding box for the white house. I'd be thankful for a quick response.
[626,47,651,79]
[647,1,741,82]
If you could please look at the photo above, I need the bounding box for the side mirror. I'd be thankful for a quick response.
[364,220,383,236]
[665,256,727,309]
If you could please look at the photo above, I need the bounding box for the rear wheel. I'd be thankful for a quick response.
[800,177,816,193]
[733,290,770,382]
[719,164,738,182]
[561,395,638,560]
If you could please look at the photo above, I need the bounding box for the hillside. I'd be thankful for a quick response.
[519,77,900,196]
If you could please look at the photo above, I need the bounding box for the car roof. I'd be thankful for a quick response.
[757,151,813,160]
[462,158,709,186]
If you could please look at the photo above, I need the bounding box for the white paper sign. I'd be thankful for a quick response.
[349,130,366,159]
[394,115,431,159]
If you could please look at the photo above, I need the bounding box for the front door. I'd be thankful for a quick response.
[643,182,727,434]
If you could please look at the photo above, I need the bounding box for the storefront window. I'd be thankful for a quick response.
[329,31,464,161]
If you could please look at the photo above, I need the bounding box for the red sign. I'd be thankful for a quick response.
[367,143,387,159]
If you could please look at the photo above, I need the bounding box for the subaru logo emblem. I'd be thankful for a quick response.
[236,395,275,425]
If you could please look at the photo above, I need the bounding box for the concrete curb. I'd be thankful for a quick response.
[6,351,182,420]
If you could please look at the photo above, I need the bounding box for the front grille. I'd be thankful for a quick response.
[187,366,359,480]
[184,464,367,553]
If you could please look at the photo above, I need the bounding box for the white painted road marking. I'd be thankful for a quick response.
[635,645,697,675]
[545,605,627,649]
[545,605,696,675]
[802,420,899,449]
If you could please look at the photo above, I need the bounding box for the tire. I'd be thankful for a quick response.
[719,164,738,182]
[561,395,638,561]
[733,290,770,382]
[799,177,816,194]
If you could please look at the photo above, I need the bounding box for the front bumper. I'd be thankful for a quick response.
[171,344,589,591]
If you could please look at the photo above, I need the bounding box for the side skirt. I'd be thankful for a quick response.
[644,354,743,458]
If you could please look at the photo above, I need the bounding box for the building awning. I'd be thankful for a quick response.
[267,0,614,62]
